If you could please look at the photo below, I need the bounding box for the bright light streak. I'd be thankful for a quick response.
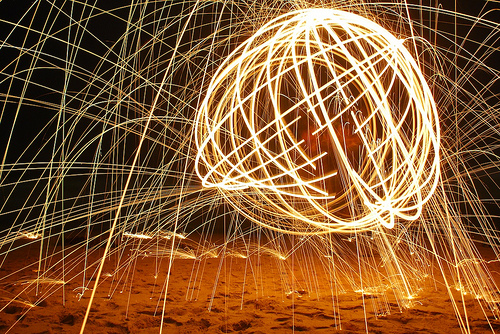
[123,231,153,240]
[18,231,42,240]
[159,231,187,240]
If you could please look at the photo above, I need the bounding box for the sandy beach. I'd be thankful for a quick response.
[1,235,499,334]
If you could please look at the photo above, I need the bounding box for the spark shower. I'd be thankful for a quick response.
[0,1,499,333]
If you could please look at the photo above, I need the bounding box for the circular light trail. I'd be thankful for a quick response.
[195,8,440,234]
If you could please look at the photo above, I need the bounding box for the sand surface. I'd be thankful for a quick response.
[1,237,500,334]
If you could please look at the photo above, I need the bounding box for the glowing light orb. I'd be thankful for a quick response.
[195,8,440,233]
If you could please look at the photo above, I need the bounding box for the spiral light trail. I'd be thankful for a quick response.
[195,9,441,233]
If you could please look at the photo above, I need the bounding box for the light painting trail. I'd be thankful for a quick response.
[195,8,441,233]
